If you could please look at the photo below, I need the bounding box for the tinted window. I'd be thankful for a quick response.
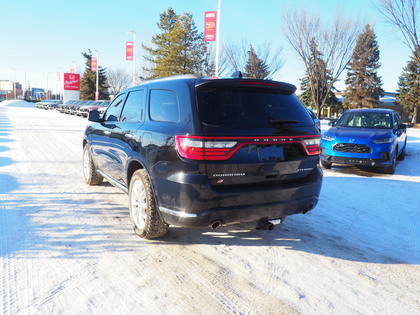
[196,86,313,128]
[120,90,146,123]
[103,94,126,121]
[149,90,179,122]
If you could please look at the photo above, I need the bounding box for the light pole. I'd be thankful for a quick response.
[12,68,17,99]
[127,30,136,86]
[95,50,99,100]
[46,72,52,99]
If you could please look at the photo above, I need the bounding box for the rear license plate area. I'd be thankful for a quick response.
[257,145,284,161]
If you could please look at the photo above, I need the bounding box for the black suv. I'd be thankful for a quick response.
[83,74,322,239]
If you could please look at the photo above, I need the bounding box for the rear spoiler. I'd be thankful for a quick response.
[195,79,297,95]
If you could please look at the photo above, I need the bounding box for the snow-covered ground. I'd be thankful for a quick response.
[0,100,419,314]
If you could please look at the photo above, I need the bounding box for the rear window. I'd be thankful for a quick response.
[196,86,313,128]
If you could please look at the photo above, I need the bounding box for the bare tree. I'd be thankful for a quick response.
[376,0,420,122]
[282,8,361,117]
[107,68,131,96]
[376,0,419,55]
[222,39,284,79]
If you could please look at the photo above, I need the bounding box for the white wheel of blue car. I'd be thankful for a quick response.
[128,169,169,239]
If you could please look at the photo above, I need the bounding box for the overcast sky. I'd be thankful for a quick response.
[0,0,412,93]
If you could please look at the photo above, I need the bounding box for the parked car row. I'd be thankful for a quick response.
[35,100,62,110]
[57,100,110,117]
[36,100,110,117]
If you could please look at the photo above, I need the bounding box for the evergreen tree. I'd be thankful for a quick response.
[244,45,270,79]
[343,25,383,109]
[302,39,338,116]
[143,8,213,79]
[299,70,338,111]
[397,48,420,123]
[299,76,313,107]
[80,50,109,100]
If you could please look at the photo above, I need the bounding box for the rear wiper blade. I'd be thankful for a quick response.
[269,119,300,124]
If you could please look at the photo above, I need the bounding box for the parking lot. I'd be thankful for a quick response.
[1,101,419,314]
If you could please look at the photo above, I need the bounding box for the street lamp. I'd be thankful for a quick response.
[46,72,52,99]
[12,68,17,99]
[127,30,136,86]
[95,50,99,100]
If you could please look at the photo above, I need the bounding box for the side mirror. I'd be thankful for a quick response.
[88,109,100,122]
[399,123,407,130]
[328,121,336,126]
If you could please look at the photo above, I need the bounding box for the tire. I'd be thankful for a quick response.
[397,142,406,161]
[83,144,103,185]
[383,151,397,174]
[321,160,332,169]
[129,169,169,239]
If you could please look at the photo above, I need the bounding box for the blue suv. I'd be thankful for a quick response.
[321,109,407,174]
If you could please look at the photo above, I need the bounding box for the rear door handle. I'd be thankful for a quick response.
[104,130,111,136]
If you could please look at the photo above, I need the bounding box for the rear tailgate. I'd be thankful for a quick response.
[176,79,320,188]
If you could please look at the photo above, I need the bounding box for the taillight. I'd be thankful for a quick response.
[302,138,321,155]
[175,135,321,160]
[175,136,237,160]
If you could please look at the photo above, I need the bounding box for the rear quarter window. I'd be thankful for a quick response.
[196,86,313,128]
[149,90,179,123]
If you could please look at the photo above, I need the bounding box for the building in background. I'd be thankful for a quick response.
[0,80,22,100]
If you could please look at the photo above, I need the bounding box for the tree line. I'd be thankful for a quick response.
[80,1,420,123]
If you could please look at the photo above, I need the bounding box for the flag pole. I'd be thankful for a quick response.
[215,0,221,77]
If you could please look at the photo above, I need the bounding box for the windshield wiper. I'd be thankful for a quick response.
[269,119,300,125]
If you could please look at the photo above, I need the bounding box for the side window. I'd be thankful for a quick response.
[395,113,402,126]
[103,94,126,122]
[149,90,179,123]
[393,113,400,129]
[120,90,146,123]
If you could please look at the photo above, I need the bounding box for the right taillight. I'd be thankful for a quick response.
[302,138,321,155]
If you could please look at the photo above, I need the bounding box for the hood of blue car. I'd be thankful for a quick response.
[328,127,393,141]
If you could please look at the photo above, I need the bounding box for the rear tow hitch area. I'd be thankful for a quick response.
[256,218,285,230]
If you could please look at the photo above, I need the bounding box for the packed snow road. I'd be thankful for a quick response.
[0,101,419,314]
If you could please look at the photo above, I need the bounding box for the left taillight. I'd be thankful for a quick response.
[175,136,237,160]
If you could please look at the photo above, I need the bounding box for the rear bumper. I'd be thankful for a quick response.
[154,167,323,228]
[159,195,319,228]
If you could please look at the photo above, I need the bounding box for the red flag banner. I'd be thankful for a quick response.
[126,41,134,60]
[91,57,97,72]
[63,73,80,91]
[204,11,217,41]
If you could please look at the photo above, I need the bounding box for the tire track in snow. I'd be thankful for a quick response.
[141,243,298,314]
